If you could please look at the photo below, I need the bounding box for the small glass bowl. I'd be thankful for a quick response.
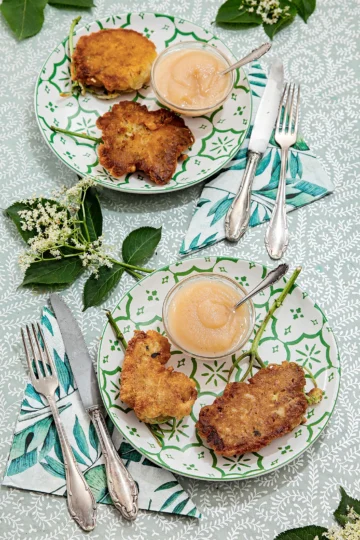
[151,41,235,117]
[162,273,255,360]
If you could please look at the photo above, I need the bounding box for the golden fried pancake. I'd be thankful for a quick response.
[96,101,194,184]
[196,362,308,456]
[72,28,156,94]
[120,330,197,424]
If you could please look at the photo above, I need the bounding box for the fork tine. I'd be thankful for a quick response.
[276,83,288,133]
[31,323,46,378]
[26,325,42,379]
[288,84,296,133]
[293,85,300,136]
[284,83,294,133]
[37,323,54,376]
[21,328,37,386]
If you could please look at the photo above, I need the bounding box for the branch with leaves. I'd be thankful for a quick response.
[0,0,93,41]
[228,266,323,404]
[5,178,161,311]
[215,0,316,39]
[275,486,360,539]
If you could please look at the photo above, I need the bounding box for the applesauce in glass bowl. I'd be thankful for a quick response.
[162,273,255,359]
[151,41,234,117]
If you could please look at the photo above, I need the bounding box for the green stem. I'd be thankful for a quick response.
[126,269,143,280]
[228,351,250,382]
[68,16,81,58]
[118,261,153,274]
[303,365,318,388]
[105,310,127,351]
[80,203,91,243]
[145,424,163,448]
[228,266,302,383]
[50,126,102,144]
[250,266,302,355]
[239,357,253,383]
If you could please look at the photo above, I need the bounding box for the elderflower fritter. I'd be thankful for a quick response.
[242,0,290,25]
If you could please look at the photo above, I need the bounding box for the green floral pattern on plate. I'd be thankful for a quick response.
[97,257,340,481]
[35,13,252,194]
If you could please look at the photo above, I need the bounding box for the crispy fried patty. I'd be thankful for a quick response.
[96,101,194,184]
[196,362,308,456]
[72,28,156,94]
[120,330,197,423]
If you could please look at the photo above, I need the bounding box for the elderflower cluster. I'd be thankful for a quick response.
[314,508,360,540]
[16,178,112,274]
[61,177,96,212]
[244,0,290,25]
[79,236,113,277]
[18,201,73,270]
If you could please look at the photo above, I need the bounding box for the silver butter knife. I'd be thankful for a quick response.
[225,60,284,242]
[50,294,139,521]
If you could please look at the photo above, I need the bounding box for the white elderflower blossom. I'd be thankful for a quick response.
[79,236,113,274]
[242,0,290,25]
[15,179,114,276]
[62,177,96,211]
[322,508,360,540]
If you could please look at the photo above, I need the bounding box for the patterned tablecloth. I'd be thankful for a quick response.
[0,1,359,538]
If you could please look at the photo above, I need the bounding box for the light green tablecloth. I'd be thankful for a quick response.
[0,1,359,538]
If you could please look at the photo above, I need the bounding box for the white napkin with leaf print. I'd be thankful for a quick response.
[180,62,334,255]
[2,307,201,518]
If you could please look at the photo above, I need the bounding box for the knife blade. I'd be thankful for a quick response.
[225,60,284,242]
[49,294,138,520]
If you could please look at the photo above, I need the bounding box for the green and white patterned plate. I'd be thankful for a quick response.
[97,257,340,480]
[35,12,252,194]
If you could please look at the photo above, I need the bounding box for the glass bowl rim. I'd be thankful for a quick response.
[162,272,255,360]
[151,40,235,114]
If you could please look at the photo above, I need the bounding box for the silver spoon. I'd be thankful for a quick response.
[233,263,289,311]
[219,42,272,77]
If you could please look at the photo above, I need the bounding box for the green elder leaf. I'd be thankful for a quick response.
[49,0,94,7]
[83,264,124,310]
[274,525,327,540]
[334,486,360,526]
[22,258,83,286]
[78,187,102,242]
[263,2,297,39]
[122,227,161,266]
[292,0,316,22]
[0,0,47,40]
[216,0,262,25]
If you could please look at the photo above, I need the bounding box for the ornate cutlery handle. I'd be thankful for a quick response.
[89,407,138,520]
[225,151,262,242]
[47,396,97,531]
[265,147,289,259]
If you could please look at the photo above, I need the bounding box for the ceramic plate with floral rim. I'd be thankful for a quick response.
[35,13,252,194]
[97,257,340,481]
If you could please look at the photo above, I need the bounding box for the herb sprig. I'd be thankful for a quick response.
[215,0,316,39]
[0,0,93,41]
[275,487,360,539]
[5,178,161,311]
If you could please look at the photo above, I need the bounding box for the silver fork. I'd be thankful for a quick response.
[21,324,97,531]
[265,83,300,259]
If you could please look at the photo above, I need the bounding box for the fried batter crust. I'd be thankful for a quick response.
[120,330,197,423]
[96,101,195,184]
[196,362,308,456]
[72,28,157,93]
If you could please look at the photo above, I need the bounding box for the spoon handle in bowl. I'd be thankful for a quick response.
[233,263,289,310]
[219,42,272,76]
